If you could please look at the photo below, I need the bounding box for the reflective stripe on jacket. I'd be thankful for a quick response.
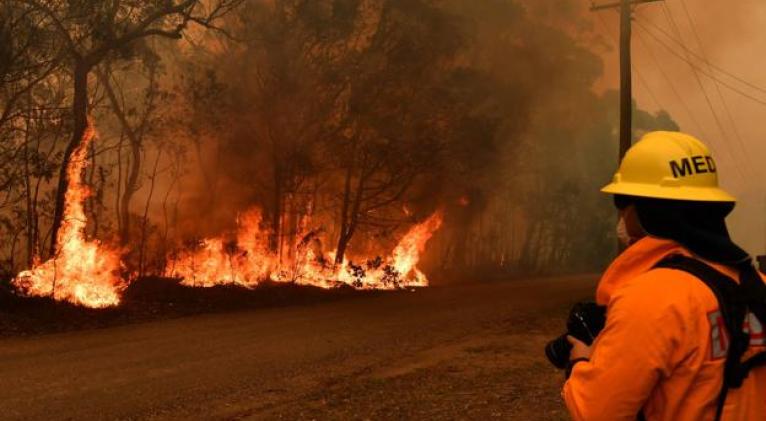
[563,236,766,421]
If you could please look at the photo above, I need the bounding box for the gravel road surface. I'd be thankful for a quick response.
[0,275,596,420]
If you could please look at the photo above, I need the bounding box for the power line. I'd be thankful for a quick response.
[641,4,746,184]
[595,6,709,140]
[633,63,662,109]
[634,19,766,107]
[638,6,748,184]
[592,9,738,184]
[592,0,666,165]
[590,1,751,185]
[635,13,766,97]
[634,27,708,137]
[594,13,661,115]
[676,0,757,179]
[597,9,715,151]
[660,3,730,142]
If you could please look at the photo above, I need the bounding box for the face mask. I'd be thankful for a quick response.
[616,217,633,246]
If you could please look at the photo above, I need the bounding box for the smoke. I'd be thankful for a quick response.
[154,0,685,280]
[5,0,723,279]
[587,0,766,256]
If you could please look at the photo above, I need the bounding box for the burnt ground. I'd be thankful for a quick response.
[0,275,596,420]
[0,278,382,336]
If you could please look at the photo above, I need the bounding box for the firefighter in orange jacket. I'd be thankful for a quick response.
[563,131,766,420]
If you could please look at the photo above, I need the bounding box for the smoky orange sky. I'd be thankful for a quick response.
[580,0,766,255]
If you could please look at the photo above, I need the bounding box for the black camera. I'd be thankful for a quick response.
[545,302,606,369]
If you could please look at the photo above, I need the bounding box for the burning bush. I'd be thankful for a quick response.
[166,208,443,290]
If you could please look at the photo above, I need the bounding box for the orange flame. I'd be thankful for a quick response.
[12,124,126,308]
[167,210,443,290]
[168,209,273,288]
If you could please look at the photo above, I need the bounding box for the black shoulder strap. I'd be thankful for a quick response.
[655,255,745,337]
[653,254,766,421]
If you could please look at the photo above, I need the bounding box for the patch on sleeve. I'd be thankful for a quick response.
[744,312,766,347]
[708,310,729,359]
[708,311,766,359]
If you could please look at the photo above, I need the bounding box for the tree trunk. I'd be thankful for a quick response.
[139,149,162,276]
[334,165,354,265]
[87,140,99,237]
[50,60,90,256]
[160,163,180,260]
[335,165,365,265]
[23,91,37,266]
[98,70,139,245]
[98,67,154,246]
[120,135,141,244]
[115,131,124,234]
[270,164,283,253]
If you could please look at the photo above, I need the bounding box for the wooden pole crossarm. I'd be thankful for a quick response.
[590,0,663,12]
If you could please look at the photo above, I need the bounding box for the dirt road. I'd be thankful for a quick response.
[0,276,596,420]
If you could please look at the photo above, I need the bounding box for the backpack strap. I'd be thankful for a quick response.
[653,254,755,421]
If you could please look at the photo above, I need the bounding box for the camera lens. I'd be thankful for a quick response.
[545,334,572,369]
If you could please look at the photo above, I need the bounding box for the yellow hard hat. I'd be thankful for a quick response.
[601,131,735,202]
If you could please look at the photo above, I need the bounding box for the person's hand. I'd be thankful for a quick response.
[567,335,593,361]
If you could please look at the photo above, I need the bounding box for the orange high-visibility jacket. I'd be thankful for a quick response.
[563,237,766,421]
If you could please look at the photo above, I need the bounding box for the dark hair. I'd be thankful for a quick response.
[631,197,750,266]
[613,195,633,211]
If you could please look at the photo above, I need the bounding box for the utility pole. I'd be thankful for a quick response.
[592,0,663,254]
[591,0,663,160]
